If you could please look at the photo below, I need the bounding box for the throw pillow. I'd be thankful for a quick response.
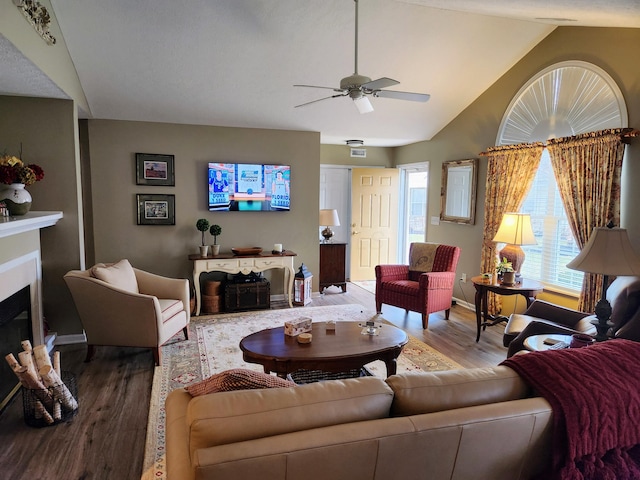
[90,259,139,293]
[186,368,296,397]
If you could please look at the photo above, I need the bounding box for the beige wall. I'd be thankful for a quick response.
[86,119,320,297]
[0,96,83,334]
[321,144,394,167]
[395,27,640,313]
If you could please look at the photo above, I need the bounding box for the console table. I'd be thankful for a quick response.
[189,250,297,315]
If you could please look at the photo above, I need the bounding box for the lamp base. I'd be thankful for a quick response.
[592,298,613,342]
[499,244,525,274]
[321,227,334,243]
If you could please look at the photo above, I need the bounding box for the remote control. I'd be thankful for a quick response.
[547,341,569,350]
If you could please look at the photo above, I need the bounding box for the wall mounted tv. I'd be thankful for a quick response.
[208,163,291,211]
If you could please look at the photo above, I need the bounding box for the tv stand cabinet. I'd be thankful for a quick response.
[319,243,347,293]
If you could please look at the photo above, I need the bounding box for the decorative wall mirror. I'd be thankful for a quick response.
[440,158,478,225]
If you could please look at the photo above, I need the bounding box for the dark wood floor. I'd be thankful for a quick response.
[0,283,507,479]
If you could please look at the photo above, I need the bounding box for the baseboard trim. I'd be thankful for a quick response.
[54,332,87,345]
[453,297,474,311]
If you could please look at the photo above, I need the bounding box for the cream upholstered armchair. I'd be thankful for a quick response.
[375,242,461,329]
[64,259,190,366]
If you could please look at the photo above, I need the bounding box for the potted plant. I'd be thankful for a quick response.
[496,257,515,285]
[209,224,222,255]
[196,219,210,257]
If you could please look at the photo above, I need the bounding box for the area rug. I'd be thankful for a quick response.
[141,304,462,479]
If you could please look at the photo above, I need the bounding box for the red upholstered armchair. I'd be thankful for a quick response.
[375,243,461,328]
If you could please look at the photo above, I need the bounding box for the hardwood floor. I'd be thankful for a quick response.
[0,283,508,479]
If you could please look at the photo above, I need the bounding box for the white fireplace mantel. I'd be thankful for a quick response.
[0,211,63,348]
[0,211,63,238]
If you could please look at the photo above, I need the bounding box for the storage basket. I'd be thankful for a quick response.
[22,371,78,428]
[203,280,223,296]
[287,367,372,385]
[202,294,223,313]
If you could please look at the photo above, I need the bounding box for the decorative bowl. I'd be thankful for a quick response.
[231,247,263,256]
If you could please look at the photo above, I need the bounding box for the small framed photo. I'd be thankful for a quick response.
[137,194,175,225]
[136,153,175,186]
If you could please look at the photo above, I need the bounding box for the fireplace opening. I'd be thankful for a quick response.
[0,286,32,412]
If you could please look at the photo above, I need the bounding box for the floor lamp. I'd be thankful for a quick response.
[567,224,640,341]
[492,213,537,275]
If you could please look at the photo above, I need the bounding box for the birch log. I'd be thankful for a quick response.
[18,350,38,381]
[14,366,54,411]
[33,345,52,371]
[53,351,61,377]
[5,353,20,371]
[39,365,78,411]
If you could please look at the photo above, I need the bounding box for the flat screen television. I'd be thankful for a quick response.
[208,163,291,211]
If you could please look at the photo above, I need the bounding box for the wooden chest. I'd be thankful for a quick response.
[225,280,270,312]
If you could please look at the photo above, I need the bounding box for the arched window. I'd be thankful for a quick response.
[497,61,627,293]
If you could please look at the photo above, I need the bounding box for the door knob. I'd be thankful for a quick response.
[352,230,360,235]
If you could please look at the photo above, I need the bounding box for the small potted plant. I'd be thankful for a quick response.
[196,219,210,257]
[209,224,222,255]
[496,257,515,285]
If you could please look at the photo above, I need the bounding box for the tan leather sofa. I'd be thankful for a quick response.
[166,367,552,480]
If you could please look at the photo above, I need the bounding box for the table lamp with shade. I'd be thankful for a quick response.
[319,209,340,243]
[566,223,640,341]
[492,213,537,275]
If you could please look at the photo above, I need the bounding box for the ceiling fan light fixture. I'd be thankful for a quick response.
[353,96,373,114]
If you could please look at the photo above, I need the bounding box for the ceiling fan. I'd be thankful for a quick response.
[294,0,430,114]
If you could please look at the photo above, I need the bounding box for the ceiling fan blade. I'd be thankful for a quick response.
[294,93,347,108]
[374,90,431,102]
[353,96,373,114]
[362,77,399,91]
[294,84,345,93]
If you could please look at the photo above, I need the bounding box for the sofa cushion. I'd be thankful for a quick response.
[386,366,531,416]
[186,368,295,397]
[186,376,393,458]
[90,259,139,293]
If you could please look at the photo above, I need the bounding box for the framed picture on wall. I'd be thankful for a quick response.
[137,194,175,225]
[135,153,175,186]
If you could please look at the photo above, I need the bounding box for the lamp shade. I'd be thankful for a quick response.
[492,213,537,246]
[319,209,340,227]
[567,227,640,276]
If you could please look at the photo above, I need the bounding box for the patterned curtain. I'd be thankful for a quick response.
[480,143,544,313]
[546,128,638,312]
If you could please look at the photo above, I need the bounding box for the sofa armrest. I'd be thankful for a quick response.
[375,264,409,282]
[418,271,455,290]
[522,300,588,328]
[506,320,590,357]
[166,388,195,480]
[135,269,190,307]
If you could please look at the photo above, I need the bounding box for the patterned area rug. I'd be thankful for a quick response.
[141,304,462,479]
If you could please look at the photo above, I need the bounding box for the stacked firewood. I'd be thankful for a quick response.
[5,340,78,425]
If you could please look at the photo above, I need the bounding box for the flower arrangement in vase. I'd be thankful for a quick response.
[209,224,222,255]
[196,219,210,257]
[0,151,45,216]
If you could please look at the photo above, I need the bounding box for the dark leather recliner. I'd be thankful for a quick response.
[504,276,640,357]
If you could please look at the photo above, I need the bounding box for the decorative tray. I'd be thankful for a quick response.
[231,247,263,256]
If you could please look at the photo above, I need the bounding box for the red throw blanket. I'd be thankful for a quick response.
[501,339,640,480]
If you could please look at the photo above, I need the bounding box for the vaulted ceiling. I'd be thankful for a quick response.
[2,0,639,146]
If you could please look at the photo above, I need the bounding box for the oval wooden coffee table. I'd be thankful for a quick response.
[239,321,408,378]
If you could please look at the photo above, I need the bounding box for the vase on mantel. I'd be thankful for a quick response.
[0,183,32,216]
